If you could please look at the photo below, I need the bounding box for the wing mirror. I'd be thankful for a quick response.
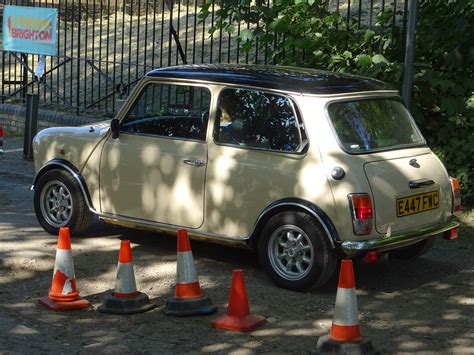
[110,118,120,139]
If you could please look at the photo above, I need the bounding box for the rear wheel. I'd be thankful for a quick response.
[258,211,337,291]
[34,169,92,236]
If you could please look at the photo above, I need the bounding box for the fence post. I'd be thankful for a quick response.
[23,94,39,160]
[402,0,419,110]
[22,54,28,101]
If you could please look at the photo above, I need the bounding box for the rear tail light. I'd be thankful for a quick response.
[348,193,373,235]
[450,177,461,213]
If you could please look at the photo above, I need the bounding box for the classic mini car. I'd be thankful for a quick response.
[32,65,461,291]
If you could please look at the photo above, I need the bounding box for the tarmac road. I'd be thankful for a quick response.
[0,137,473,354]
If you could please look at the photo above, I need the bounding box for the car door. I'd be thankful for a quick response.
[99,81,211,228]
[205,87,309,238]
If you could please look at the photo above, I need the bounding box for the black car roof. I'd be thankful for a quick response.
[145,64,394,95]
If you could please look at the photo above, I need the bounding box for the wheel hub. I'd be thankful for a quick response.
[268,225,314,281]
[40,180,73,228]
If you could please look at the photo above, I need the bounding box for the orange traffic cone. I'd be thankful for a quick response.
[38,227,91,311]
[163,229,217,316]
[314,259,377,354]
[212,269,265,332]
[98,240,156,315]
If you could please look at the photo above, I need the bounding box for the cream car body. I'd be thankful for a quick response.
[32,65,460,291]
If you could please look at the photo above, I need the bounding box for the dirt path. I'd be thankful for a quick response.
[0,137,473,354]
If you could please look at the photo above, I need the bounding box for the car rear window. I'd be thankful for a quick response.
[328,98,425,153]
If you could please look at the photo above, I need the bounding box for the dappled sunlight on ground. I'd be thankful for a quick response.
[1,137,473,353]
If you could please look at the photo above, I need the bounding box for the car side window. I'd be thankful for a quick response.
[120,83,211,141]
[213,88,303,152]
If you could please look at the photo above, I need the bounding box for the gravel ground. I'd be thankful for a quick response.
[0,137,473,354]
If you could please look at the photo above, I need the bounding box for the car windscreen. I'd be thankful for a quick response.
[328,98,425,153]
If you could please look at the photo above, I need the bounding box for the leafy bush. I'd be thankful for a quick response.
[201,0,473,204]
[411,0,473,205]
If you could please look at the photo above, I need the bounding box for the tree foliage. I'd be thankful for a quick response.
[201,0,473,204]
[411,0,473,205]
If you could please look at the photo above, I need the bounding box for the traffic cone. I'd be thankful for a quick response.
[212,269,266,332]
[98,240,156,315]
[163,229,217,316]
[38,227,91,311]
[314,259,377,354]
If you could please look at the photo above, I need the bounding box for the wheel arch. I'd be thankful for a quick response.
[249,198,340,250]
[32,159,95,212]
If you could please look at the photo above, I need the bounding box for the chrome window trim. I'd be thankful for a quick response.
[323,95,427,155]
[118,81,213,142]
[117,130,210,144]
[211,86,309,155]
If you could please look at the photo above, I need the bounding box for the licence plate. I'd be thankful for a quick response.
[396,191,440,217]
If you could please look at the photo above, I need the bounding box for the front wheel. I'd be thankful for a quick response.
[258,211,337,291]
[34,169,92,236]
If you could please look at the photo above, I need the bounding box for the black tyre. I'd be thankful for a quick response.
[391,236,436,260]
[34,169,92,236]
[258,211,338,291]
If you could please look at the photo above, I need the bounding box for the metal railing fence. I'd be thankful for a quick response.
[0,0,408,116]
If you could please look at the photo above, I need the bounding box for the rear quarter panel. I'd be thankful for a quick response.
[305,93,453,242]
[202,94,341,240]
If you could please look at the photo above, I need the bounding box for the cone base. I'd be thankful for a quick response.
[212,313,266,332]
[38,295,91,312]
[164,295,217,317]
[98,292,156,315]
[313,334,377,355]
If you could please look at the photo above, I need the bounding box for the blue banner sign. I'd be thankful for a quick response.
[2,5,57,56]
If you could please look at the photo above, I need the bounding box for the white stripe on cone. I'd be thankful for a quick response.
[333,287,359,326]
[62,278,73,294]
[177,251,198,284]
[53,249,76,288]
[115,262,137,294]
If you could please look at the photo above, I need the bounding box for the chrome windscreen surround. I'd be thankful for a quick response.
[341,217,460,255]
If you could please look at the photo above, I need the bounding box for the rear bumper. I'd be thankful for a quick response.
[341,217,460,255]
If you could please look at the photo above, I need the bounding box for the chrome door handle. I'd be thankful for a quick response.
[409,178,435,189]
[183,159,207,167]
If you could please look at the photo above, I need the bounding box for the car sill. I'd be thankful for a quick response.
[98,212,251,248]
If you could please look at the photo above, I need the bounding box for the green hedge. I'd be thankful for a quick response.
[202,0,473,204]
[411,0,473,206]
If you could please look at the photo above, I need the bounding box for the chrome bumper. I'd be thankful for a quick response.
[341,217,460,255]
